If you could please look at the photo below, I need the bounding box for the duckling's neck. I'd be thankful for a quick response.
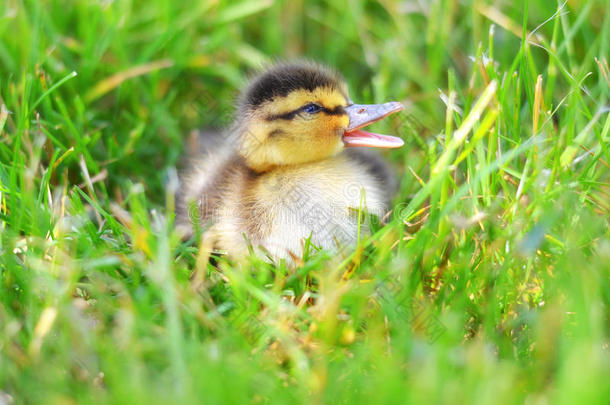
[241,154,342,174]
[236,124,345,172]
[242,158,275,173]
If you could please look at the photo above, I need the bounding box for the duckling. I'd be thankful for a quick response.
[177,61,404,262]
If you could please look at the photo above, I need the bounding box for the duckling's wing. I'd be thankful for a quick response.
[176,128,237,237]
[344,148,398,205]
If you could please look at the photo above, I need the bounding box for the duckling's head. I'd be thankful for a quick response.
[235,62,403,172]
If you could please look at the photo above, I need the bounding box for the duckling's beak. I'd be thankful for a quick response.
[343,101,405,148]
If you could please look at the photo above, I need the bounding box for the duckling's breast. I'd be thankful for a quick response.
[237,150,394,259]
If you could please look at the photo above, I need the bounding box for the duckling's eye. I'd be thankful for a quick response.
[303,103,323,114]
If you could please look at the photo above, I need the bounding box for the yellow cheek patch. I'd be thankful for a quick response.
[240,86,350,170]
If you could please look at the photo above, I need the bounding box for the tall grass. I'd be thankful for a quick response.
[1,0,609,403]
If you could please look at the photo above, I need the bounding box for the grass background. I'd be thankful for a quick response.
[1,0,609,403]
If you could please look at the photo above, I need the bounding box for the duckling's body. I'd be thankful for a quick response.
[181,146,394,259]
[178,62,403,261]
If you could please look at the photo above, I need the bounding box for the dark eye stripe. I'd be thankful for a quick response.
[266,110,300,121]
[323,105,347,116]
[266,105,347,121]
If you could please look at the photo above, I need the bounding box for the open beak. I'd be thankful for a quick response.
[342,101,405,148]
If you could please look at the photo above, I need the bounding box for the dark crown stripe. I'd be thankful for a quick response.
[243,63,344,108]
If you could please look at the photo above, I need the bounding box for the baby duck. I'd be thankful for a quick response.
[177,61,404,262]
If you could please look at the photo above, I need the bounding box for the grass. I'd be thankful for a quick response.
[1,0,609,403]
